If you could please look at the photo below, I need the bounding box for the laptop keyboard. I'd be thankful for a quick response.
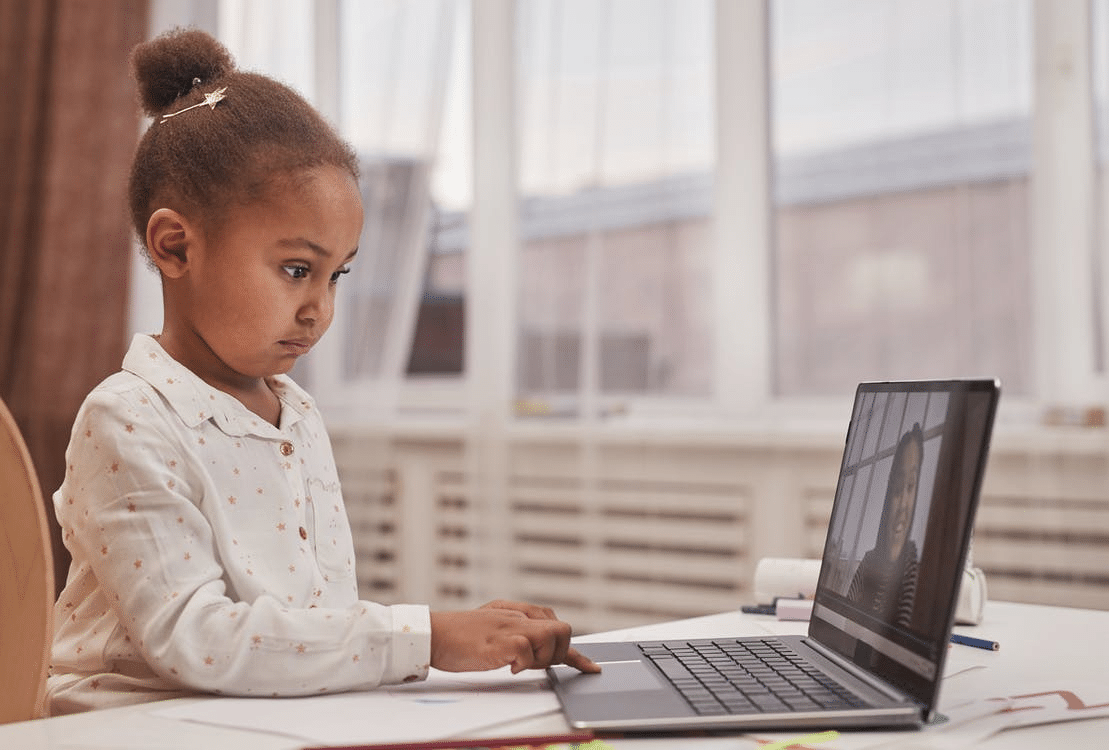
[639,640,869,716]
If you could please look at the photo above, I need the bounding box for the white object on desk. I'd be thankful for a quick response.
[956,566,987,626]
[753,557,820,603]
[753,557,988,625]
[774,598,814,621]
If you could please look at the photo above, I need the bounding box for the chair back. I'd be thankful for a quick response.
[0,397,54,722]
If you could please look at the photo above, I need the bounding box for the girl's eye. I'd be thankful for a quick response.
[330,265,351,284]
[283,265,310,280]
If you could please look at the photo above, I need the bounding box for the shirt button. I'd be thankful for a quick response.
[299,526,308,540]
[280,442,294,456]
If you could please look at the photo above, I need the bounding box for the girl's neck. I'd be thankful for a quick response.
[236,381,283,427]
[153,332,283,427]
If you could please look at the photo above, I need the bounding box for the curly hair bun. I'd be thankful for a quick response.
[131,28,235,117]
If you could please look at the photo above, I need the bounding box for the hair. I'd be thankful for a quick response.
[128,28,359,250]
[889,423,924,495]
[879,422,925,540]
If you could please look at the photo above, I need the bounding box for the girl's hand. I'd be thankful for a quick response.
[430,601,601,674]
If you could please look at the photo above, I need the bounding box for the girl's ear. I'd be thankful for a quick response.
[146,208,198,278]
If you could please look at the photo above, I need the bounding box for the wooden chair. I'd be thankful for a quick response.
[0,397,55,722]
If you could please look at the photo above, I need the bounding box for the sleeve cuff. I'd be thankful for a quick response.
[387,604,432,685]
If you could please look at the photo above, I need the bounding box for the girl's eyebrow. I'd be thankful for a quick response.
[278,237,359,261]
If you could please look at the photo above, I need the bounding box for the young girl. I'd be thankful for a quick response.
[47,28,597,715]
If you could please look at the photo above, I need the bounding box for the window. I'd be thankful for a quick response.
[138,1,1107,424]
[335,2,465,385]
[512,0,716,416]
[770,0,1034,397]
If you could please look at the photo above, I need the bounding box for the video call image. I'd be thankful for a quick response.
[820,389,948,637]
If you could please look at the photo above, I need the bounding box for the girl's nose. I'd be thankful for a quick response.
[299,284,334,326]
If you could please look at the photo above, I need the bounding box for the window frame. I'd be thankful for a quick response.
[139,0,1108,429]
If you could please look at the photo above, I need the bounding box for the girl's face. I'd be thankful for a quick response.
[168,165,363,391]
[886,440,922,561]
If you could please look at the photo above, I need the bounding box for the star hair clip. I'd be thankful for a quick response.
[160,86,228,123]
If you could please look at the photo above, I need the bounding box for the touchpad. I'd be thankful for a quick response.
[553,660,666,694]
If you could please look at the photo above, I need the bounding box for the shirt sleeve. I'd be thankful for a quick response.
[56,388,431,696]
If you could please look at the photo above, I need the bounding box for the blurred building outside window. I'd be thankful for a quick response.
[771,0,1033,398]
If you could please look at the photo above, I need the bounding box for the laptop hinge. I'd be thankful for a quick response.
[803,638,915,705]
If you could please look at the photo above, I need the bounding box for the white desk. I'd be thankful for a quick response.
[3,601,1106,749]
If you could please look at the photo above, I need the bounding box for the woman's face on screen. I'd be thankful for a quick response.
[887,439,921,561]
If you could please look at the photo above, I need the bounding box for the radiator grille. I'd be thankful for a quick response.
[973,496,1109,609]
[503,478,754,632]
[331,428,1109,632]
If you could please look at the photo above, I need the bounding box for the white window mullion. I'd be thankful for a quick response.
[1031,0,1099,403]
[714,0,772,416]
[466,0,516,600]
[468,0,517,427]
[313,0,340,123]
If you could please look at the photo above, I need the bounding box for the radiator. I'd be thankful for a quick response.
[331,426,1109,632]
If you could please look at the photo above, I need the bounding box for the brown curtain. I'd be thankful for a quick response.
[0,0,149,593]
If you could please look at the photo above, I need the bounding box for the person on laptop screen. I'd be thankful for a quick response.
[847,424,923,629]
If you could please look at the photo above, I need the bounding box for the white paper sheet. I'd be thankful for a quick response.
[151,667,561,745]
[744,681,1109,750]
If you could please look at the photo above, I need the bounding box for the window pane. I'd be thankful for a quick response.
[514,0,715,414]
[219,0,316,97]
[338,0,468,381]
[771,0,1033,397]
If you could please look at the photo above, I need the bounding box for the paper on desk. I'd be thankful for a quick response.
[870,681,1109,749]
[958,680,1109,731]
[746,681,1109,750]
[741,703,1001,750]
[744,700,1017,750]
[152,667,560,745]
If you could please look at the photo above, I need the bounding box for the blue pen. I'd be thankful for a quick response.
[950,633,1000,651]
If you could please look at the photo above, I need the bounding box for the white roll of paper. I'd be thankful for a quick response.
[753,557,822,604]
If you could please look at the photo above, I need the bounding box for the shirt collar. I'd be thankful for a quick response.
[122,334,317,438]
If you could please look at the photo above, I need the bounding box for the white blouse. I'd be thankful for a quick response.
[48,334,430,715]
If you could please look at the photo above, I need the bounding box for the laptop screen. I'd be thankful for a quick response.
[808,379,999,711]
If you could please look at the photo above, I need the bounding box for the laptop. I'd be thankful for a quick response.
[549,378,1000,733]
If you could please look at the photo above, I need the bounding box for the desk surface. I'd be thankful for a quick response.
[3,601,1106,749]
